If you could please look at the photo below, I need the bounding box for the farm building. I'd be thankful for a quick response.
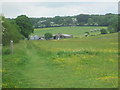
[30,34,73,40]
[30,35,41,40]
[53,33,73,40]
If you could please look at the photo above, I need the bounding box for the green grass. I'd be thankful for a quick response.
[2,27,118,88]
[33,26,107,37]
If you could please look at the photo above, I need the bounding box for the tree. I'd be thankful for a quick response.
[108,26,115,33]
[87,18,94,25]
[118,15,120,32]
[2,17,22,45]
[15,15,34,39]
[0,16,2,44]
[53,16,64,25]
[84,32,90,37]
[76,14,90,25]
[108,15,118,33]
[108,23,117,33]
[44,33,53,40]
[100,29,108,34]
[63,17,73,26]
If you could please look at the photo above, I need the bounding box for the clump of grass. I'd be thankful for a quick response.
[57,50,99,57]
[15,56,29,65]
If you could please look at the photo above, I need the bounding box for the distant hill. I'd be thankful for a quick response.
[32,26,107,37]
[30,13,117,28]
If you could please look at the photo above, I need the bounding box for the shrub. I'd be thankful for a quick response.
[2,48,11,55]
[108,26,116,33]
[2,18,22,46]
[84,32,90,37]
[100,29,108,34]
[44,33,53,40]
[109,28,115,33]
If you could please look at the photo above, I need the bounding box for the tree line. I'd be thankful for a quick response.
[30,13,119,33]
[30,13,117,27]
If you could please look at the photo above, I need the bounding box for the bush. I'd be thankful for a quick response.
[100,29,108,34]
[108,26,116,33]
[2,48,11,55]
[2,18,22,46]
[108,28,115,33]
[44,33,53,40]
[84,32,90,37]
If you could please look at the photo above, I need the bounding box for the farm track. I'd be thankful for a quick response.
[23,41,47,88]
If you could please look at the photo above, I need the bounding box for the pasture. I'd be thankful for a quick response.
[2,26,118,88]
[33,26,107,37]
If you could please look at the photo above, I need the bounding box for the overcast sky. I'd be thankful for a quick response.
[1,2,118,18]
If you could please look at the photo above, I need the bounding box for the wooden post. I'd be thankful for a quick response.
[10,40,13,55]
[58,34,60,40]
[58,35,60,40]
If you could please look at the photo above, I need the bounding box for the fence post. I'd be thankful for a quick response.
[10,40,13,55]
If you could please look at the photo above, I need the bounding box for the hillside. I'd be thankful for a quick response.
[32,26,107,37]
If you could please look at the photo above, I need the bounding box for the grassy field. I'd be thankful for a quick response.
[2,27,118,88]
[33,26,107,37]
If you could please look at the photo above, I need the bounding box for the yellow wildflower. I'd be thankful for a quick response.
[96,76,117,80]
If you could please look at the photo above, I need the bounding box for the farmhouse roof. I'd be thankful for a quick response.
[53,34,72,36]
[61,34,72,36]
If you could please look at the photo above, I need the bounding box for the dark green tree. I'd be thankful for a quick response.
[108,15,118,33]
[87,18,94,25]
[76,14,90,25]
[44,33,53,40]
[15,15,34,39]
[53,16,64,25]
[64,17,73,26]
[108,26,115,33]
[100,29,108,34]
[84,32,90,37]
[118,15,120,32]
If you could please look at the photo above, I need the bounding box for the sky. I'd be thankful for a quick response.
[1,2,119,18]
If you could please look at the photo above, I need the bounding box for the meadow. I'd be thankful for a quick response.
[2,26,118,88]
[33,26,107,37]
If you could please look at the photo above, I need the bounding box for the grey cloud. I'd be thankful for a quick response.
[1,2,118,18]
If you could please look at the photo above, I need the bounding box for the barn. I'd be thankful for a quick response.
[53,33,73,40]
[30,35,40,40]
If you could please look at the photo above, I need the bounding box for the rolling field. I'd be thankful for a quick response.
[33,26,107,37]
[2,27,118,88]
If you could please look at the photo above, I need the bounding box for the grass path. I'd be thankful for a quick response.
[22,41,79,88]
[22,41,46,88]
[22,41,57,88]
